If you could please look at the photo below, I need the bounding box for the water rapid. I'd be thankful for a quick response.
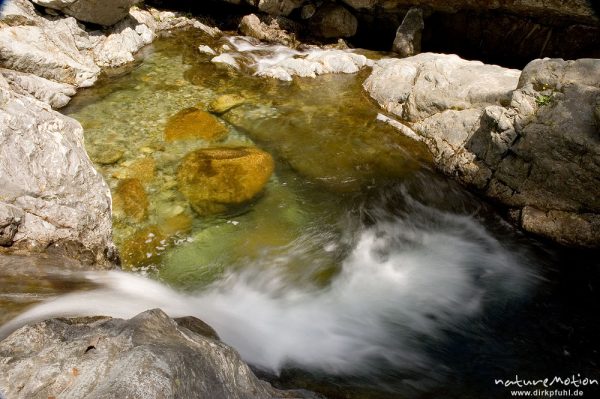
[0,185,536,380]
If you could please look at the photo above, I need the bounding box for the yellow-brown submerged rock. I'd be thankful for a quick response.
[119,226,166,269]
[112,178,149,222]
[165,108,228,142]
[177,147,274,214]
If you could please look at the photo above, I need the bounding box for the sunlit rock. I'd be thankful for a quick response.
[177,147,274,214]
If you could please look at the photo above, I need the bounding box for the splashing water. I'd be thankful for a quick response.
[0,186,535,379]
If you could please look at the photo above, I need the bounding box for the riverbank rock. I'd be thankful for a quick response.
[177,147,274,214]
[0,309,307,399]
[165,108,229,142]
[30,0,139,26]
[0,0,220,109]
[364,54,600,246]
[239,13,296,46]
[0,82,115,266]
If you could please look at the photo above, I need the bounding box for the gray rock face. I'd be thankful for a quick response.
[0,309,306,399]
[308,4,358,38]
[30,0,139,26]
[0,83,115,265]
[256,0,305,16]
[365,54,600,246]
[0,68,77,108]
[239,13,296,45]
[392,7,424,57]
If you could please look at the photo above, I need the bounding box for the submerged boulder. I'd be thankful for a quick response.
[112,178,149,222]
[177,147,274,214]
[209,93,247,114]
[165,108,229,142]
[364,54,600,246]
[0,309,305,398]
[30,0,139,26]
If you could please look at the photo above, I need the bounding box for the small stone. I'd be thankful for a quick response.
[91,147,124,165]
[197,45,216,55]
[139,147,154,154]
[209,94,246,114]
[127,158,156,184]
[165,108,229,142]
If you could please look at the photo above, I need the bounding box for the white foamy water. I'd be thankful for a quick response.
[211,36,372,81]
[0,199,535,376]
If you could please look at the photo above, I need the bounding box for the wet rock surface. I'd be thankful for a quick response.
[0,308,311,399]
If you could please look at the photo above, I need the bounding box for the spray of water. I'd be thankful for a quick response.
[0,187,535,377]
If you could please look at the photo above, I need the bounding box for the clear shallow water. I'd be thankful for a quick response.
[2,30,600,399]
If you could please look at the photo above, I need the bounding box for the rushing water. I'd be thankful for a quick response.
[2,30,600,399]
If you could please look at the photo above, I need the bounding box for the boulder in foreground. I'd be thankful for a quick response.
[0,309,309,398]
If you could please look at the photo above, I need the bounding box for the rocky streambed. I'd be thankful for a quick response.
[1,0,599,398]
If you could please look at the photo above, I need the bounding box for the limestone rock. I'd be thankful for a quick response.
[30,0,139,26]
[364,53,520,122]
[0,68,76,108]
[112,178,149,222]
[177,147,274,214]
[0,83,114,265]
[0,21,101,88]
[165,108,229,142]
[309,4,358,38]
[392,7,424,57]
[0,309,299,398]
